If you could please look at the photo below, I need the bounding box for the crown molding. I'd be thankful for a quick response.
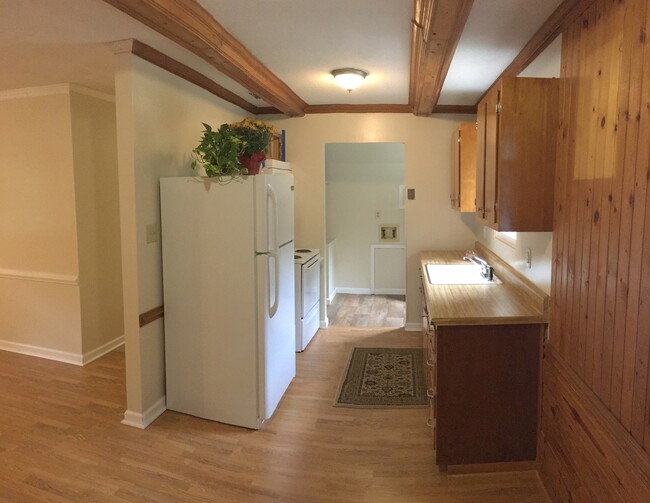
[0,83,114,102]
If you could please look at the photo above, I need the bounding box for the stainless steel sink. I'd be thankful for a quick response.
[425,264,501,285]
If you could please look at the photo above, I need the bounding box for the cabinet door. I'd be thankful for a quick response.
[458,123,477,212]
[475,102,487,222]
[436,324,542,466]
[474,78,558,231]
[484,86,500,228]
[497,77,558,231]
[450,129,461,210]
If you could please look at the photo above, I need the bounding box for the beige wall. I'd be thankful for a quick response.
[114,53,244,419]
[470,226,553,294]
[325,143,405,292]
[268,113,479,326]
[70,91,124,354]
[0,91,82,355]
[0,86,123,360]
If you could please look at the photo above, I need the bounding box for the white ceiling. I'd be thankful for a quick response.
[0,0,564,109]
[439,0,563,105]
[197,0,413,105]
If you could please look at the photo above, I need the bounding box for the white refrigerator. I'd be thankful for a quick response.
[160,172,295,429]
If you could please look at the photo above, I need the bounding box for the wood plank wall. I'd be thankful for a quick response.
[541,0,650,500]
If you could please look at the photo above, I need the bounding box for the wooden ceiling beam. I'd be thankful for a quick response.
[410,0,474,116]
[103,0,307,116]
[476,0,595,105]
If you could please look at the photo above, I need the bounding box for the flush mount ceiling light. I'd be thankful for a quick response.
[331,68,368,92]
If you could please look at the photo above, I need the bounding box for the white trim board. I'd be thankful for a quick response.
[331,287,405,296]
[122,396,167,429]
[0,267,79,285]
[405,323,422,332]
[334,287,373,295]
[0,335,124,366]
[373,288,406,295]
[82,335,125,365]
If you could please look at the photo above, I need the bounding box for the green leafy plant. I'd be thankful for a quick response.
[191,123,247,177]
[229,118,278,155]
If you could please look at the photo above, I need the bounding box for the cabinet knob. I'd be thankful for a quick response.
[426,417,435,428]
[427,388,436,398]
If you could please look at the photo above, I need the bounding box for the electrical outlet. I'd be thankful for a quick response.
[375,210,381,219]
[146,223,159,244]
[526,248,532,268]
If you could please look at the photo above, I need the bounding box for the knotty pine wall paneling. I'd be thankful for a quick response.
[542,0,650,501]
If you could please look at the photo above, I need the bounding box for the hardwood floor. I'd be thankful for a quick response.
[0,327,549,502]
[327,294,406,327]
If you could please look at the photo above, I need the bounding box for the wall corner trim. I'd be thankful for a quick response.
[121,396,167,429]
[82,335,125,365]
[404,323,422,332]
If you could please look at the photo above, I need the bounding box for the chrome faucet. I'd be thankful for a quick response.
[463,251,494,281]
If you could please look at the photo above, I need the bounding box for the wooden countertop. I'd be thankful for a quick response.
[420,244,550,326]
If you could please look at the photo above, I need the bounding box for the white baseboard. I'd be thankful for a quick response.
[373,288,406,295]
[122,396,167,429]
[335,287,373,295]
[0,335,125,367]
[82,335,125,365]
[332,287,406,296]
[320,319,328,329]
[405,323,422,332]
[0,339,83,365]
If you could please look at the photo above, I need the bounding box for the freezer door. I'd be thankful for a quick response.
[255,172,294,252]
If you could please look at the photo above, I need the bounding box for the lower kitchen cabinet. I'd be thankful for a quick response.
[425,323,543,468]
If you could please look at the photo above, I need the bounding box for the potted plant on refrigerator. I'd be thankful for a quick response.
[229,118,278,175]
[191,118,278,178]
[191,123,247,178]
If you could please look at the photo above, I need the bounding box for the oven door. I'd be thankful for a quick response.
[302,255,321,318]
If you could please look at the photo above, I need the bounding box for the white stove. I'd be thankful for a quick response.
[294,248,321,352]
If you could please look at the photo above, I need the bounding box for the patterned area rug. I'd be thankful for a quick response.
[334,347,427,408]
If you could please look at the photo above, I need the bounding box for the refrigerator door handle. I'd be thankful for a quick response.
[267,183,280,318]
[268,251,279,318]
[267,184,279,251]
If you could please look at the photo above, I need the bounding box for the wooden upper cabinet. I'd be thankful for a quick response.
[475,77,559,231]
[450,123,477,212]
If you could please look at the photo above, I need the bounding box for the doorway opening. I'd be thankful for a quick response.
[324,143,406,328]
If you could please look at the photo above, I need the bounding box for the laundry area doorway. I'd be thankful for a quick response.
[324,143,406,328]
